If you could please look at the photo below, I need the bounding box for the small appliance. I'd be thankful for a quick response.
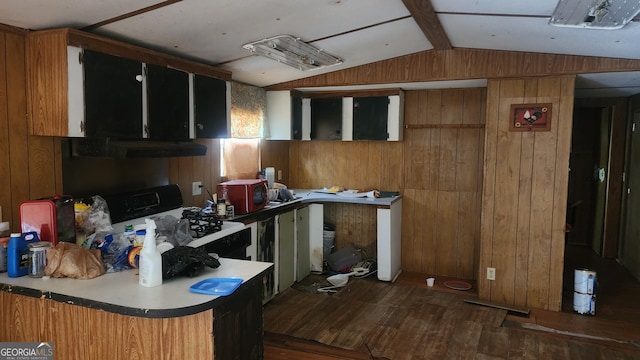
[216,179,268,215]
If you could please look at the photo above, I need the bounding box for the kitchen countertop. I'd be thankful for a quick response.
[0,257,272,318]
[292,189,402,206]
[230,188,402,222]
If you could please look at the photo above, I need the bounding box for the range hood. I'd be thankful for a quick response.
[69,138,207,159]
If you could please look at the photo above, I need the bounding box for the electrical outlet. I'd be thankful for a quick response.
[192,181,202,196]
[277,170,283,181]
[487,267,496,281]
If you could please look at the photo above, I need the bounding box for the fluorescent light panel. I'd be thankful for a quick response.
[243,35,342,71]
[549,0,640,29]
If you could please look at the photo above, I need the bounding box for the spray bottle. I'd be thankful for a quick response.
[138,218,162,287]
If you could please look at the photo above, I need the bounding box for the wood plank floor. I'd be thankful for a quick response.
[263,257,640,360]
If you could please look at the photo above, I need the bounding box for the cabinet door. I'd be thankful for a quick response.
[257,217,275,302]
[213,276,264,360]
[83,49,143,138]
[296,206,310,281]
[277,210,296,292]
[353,96,389,140]
[146,64,190,140]
[292,95,303,140]
[311,97,342,140]
[194,75,228,138]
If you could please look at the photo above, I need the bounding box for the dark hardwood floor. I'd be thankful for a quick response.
[263,247,640,359]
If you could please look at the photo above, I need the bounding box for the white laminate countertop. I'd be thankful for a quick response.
[293,189,401,207]
[0,258,272,318]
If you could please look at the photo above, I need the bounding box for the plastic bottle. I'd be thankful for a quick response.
[8,233,29,277]
[138,219,162,287]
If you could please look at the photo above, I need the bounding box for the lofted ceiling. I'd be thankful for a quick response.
[1,0,640,97]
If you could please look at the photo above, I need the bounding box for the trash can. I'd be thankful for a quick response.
[573,268,596,315]
[323,223,335,259]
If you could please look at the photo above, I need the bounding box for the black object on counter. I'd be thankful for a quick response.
[161,246,220,279]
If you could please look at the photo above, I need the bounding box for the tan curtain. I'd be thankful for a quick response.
[223,82,265,180]
[222,139,260,180]
[230,82,266,138]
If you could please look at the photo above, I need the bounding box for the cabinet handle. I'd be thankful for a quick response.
[135,75,143,82]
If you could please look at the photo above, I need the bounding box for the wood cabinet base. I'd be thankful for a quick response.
[0,292,213,359]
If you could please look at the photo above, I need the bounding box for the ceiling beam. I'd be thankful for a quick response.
[402,0,452,50]
[82,0,183,31]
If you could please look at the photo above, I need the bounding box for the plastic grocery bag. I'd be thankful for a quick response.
[161,246,220,279]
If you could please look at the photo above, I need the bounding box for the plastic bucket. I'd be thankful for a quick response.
[323,223,335,259]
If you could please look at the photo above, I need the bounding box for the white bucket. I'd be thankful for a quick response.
[574,269,597,295]
[573,292,596,315]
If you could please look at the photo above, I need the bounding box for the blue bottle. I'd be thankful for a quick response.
[8,232,38,277]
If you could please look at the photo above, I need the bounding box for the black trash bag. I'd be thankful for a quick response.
[161,246,220,279]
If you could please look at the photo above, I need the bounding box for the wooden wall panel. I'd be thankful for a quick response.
[0,29,60,232]
[268,48,640,90]
[285,88,486,280]
[169,138,221,207]
[480,76,574,311]
[0,33,9,223]
[261,140,290,184]
[0,292,214,359]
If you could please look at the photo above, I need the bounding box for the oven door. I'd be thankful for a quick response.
[202,228,251,260]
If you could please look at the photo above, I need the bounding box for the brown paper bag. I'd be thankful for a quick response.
[45,242,105,279]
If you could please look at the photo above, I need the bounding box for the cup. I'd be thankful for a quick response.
[426,277,435,287]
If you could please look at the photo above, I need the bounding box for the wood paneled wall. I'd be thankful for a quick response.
[402,89,485,279]
[282,88,485,279]
[168,138,221,208]
[0,27,62,232]
[479,76,574,311]
[0,292,213,359]
[268,48,640,90]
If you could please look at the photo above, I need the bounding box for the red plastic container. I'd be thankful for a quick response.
[20,195,75,245]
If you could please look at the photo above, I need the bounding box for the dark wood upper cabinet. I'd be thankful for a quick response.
[291,95,303,140]
[353,96,389,140]
[194,74,228,138]
[82,49,143,139]
[146,64,190,140]
[311,97,342,140]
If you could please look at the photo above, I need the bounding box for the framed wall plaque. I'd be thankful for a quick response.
[510,103,552,132]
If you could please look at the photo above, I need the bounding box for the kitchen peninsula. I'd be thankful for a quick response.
[0,258,272,360]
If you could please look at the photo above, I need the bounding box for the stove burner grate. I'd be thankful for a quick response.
[182,208,223,238]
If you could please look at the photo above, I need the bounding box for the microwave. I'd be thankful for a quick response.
[216,179,269,215]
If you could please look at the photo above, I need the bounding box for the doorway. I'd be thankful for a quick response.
[566,106,611,251]
[563,98,636,320]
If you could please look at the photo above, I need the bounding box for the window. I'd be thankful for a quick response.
[221,82,266,180]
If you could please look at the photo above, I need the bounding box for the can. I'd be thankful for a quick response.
[573,268,597,315]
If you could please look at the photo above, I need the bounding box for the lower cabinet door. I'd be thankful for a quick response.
[257,217,275,302]
[277,210,296,292]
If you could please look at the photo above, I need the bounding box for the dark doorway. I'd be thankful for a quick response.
[566,107,611,250]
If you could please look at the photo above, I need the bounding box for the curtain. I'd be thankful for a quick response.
[230,82,266,138]
[222,138,260,180]
[223,82,266,180]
